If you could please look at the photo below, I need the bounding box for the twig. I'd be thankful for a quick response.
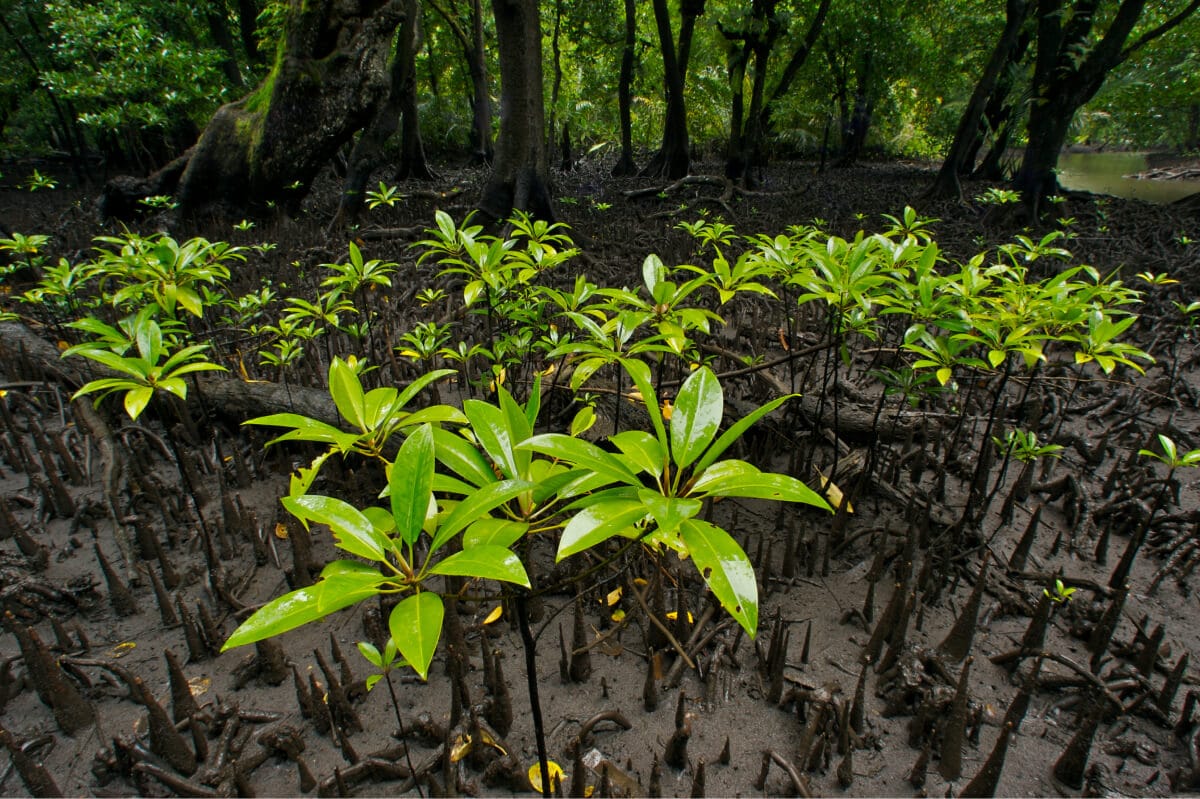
[628,580,695,671]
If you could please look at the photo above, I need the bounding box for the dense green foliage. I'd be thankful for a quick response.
[2,0,1197,168]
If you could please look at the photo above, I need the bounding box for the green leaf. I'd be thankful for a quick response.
[619,358,667,448]
[389,592,444,681]
[691,460,831,509]
[430,479,535,554]
[680,519,758,636]
[315,560,389,612]
[433,426,497,488]
[329,358,367,430]
[462,518,529,550]
[357,641,383,668]
[520,434,641,486]
[557,498,647,560]
[223,582,361,650]
[638,491,702,536]
[391,425,436,544]
[283,494,391,562]
[671,366,723,469]
[463,398,519,479]
[429,545,531,587]
[610,430,666,475]
[123,385,155,419]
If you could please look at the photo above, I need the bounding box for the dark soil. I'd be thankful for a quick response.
[1,156,1200,798]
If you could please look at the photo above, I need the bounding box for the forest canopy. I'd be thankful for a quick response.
[2,0,1199,215]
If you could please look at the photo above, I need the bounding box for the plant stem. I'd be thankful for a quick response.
[517,592,552,799]
[384,670,425,799]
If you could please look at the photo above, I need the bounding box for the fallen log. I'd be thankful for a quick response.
[0,322,343,427]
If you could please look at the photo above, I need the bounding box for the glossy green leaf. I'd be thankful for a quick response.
[223,581,362,650]
[463,398,519,479]
[429,545,531,587]
[462,518,529,550]
[680,519,758,636]
[619,358,667,449]
[610,431,666,475]
[123,385,154,419]
[389,592,444,681]
[391,424,435,544]
[690,460,831,509]
[638,491,702,536]
[430,479,534,554]
[520,434,641,486]
[671,366,723,469]
[315,560,389,612]
[283,494,391,561]
[329,358,366,430]
[558,498,647,560]
[433,426,497,488]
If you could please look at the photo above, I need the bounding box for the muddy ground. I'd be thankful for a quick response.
[0,156,1199,798]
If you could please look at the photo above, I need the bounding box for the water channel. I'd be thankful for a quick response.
[1056,151,1200,203]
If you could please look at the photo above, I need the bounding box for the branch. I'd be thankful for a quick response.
[1120,0,1200,61]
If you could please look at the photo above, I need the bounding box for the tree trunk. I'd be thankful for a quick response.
[611,0,638,176]
[427,0,494,162]
[754,0,830,162]
[836,51,873,167]
[395,0,436,181]
[236,0,263,63]
[469,0,494,163]
[928,0,1028,199]
[205,0,245,88]
[173,0,405,218]
[1012,0,1200,213]
[333,0,432,227]
[478,0,553,220]
[640,0,696,179]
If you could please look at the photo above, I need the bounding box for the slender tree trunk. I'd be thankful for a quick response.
[640,0,696,178]
[836,51,873,166]
[236,0,263,63]
[928,0,1028,199]
[396,0,436,180]
[205,1,245,88]
[612,0,638,175]
[755,0,830,161]
[470,0,494,162]
[478,0,553,220]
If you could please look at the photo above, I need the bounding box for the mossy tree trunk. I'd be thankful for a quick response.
[175,0,405,218]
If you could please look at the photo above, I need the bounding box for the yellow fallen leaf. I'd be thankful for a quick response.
[479,729,507,756]
[274,522,289,540]
[632,577,648,588]
[482,605,503,625]
[540,362,556,376]
[661,399,673,420]
[57,340,69,351]
[665,611,694,623]
[528,761,564,793]
[188,676,211,697]
[605,587,623,607]
[610,609,626,623]
[450,733,472,763]
[814,469,853,513]
[108,641,136,658]
[584,787,595,798]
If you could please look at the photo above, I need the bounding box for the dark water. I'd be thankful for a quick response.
[1057,151,1200,203]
